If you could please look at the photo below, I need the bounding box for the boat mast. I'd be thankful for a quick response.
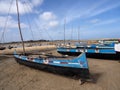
[71,25,73,40]
[78,26,80,43]
[64,18,66,46]
[16,0,25,54]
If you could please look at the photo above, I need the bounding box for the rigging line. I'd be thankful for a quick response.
[44,28,53,41]
[25,0,44,40]
[26,0,53,41]
[0,0,14,43]
[23,1,34,40]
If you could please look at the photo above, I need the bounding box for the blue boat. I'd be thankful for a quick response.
[14,51,90,79]
[13,0,91,83]
[57,42,118,59]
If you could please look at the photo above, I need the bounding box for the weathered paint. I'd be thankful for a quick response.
[14,51,89,69]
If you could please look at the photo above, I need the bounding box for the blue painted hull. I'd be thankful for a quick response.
[15,57,89,79]
[57,47,116,54]
[14,51,90,79]
[57,45,118,59]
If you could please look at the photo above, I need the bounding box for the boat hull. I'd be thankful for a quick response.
[58,50,118,59]
[0,47,6,50]
[58,51,81,56]
[14,57,90,79]
[57,47,119,60]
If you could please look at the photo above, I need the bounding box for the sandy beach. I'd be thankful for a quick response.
[0,48,120,90]
[0,0,119,89]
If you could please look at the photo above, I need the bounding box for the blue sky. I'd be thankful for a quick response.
[0,0,120,42]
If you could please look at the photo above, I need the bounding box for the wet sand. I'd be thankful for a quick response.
[0,50,120,90]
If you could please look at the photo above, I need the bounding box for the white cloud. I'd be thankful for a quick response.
[0,16,28,29]
[0,0,44,15]
[32,0,43,6]
[89,19,100,24]
[89,2,120,17]
[39,12,56,21]
[62,0,120,23]
[48,20,59,27]
[0,0,30,14]
[94,19,119,26]
[35,11,59,30]
[82,18,120,30]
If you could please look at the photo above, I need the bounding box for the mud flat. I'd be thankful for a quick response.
[0,50,120,90]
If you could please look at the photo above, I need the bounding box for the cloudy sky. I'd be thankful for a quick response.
[0,0,120,42]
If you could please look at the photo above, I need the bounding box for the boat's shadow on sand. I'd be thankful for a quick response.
[89,73,103,83]
[17,61,101,84]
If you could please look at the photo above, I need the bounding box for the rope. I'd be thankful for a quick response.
[0,0,14,43]
[26,0,54,41]
[25,0,44,40]
[23,1,35,40]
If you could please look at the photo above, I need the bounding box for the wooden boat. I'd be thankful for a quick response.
[12,0,91,83]
[57,42,118,59]
[0,46,6,50]
[14,51,90,79]
[57,42,115,54]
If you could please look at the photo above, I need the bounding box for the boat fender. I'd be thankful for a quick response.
[85,49,87,52]
[67,49,70,51]
[76,50,78,52]
[95,49,99,53]
[115,44,120,52]
[43,59,49,64]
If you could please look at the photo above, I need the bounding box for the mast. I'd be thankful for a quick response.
[78,26,80,43]
[71,25,73,40]
[16,0,25,54]
[64,18,66,46]
[70,25,73,45]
